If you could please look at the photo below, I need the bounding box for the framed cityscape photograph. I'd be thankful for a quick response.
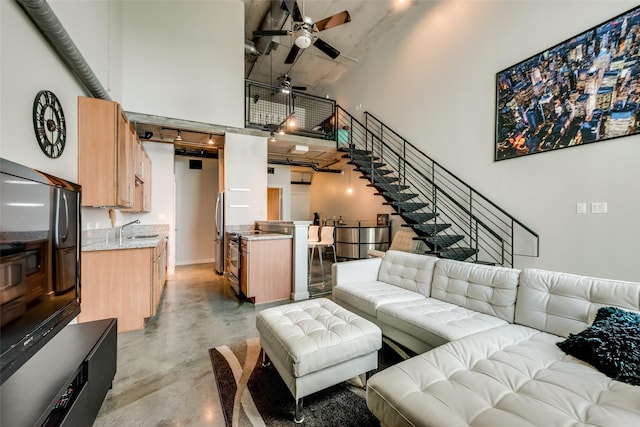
[495,6,640,161]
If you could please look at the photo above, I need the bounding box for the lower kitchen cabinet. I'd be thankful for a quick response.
[80,240,167,332]
[240,237,292,304]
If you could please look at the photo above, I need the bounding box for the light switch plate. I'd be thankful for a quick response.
[591,202,608,214]
[576,202,587,214]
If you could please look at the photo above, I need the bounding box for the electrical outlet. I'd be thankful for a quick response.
[576,202,587,214]
[591,202,608,214]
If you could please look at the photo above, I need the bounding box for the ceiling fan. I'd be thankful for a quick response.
[279,74,306,93]
[253,0,351,65]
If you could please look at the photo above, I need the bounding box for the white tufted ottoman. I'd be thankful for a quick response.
[256,298,382,423]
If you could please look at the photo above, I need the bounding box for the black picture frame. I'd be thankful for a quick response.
[495,6,640,161]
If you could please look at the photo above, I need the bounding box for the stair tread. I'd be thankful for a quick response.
[350,161,386,169]
[357,167,394,175]
[412,223,452,234]
[344,153,380,161]
[363,176,399,184]
[425,234,465,248]
[378,192,419,201]
[400,212,439,223]
[387,202,429,212]
[439,247,478,261]
[369,184,410,192]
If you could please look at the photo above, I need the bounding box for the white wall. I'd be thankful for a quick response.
[120,0,244,127]
[309,164,394,225]
[334,1,640,282]
[224,133,268,226]
[0,0,117,181]
[52,0,123,101]
[174,156,218,265]
[291,185,311,221]
[267,165,292,220]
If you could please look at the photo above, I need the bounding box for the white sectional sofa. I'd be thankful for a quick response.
[332,250,640,427]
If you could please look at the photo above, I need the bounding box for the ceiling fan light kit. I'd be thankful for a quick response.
[294,28,313,49]
[251,1,352,68]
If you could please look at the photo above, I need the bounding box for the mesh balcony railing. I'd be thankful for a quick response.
[245,80,336,139]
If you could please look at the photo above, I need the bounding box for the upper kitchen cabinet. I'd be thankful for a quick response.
[78,97,151,210]
[124,140,152,213]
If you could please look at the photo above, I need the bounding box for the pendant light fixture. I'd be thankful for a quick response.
[174,130,183,142]
[208,133,214,145]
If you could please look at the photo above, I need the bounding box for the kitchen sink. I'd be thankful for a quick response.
[127,234,159,240]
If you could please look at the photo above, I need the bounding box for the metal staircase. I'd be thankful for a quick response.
[334,106,539,267]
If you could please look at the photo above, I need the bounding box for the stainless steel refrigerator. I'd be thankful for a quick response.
[214,191,225,274]
[53,186,79,294]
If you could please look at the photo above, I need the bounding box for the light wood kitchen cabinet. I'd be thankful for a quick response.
[151,238,167,316]
[142,150,152,212]
[78,97,134,208]
[125,140,153,213]
[240,237,292,304]
[80,241,167,332]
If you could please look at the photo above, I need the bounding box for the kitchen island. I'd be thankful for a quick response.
[240,233,292,304]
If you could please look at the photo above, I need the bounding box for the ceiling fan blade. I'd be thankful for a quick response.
[253,29,289,37]
[313,38,340,59]
[291,1,303,23]
[314,11,351,32]
[284,44,301,64]
[281,0,296,15]
[292,85,307,91]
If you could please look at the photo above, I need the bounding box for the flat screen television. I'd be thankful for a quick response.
[0,158,81,383]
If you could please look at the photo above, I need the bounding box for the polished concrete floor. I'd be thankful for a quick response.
[93,263,294,426]
[93,256,338,426]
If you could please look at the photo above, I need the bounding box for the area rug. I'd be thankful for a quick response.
[209,337,408,426]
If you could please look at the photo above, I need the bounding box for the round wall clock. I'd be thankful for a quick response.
[32,90,67,158]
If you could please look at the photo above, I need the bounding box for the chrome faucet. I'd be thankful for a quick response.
[119,219,140,244]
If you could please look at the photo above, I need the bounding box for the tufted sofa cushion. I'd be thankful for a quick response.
[516,268,640,337]
[377,298,509,349]
[377,250,438,296]
[366,323,640,427]
[431,258,521,322]
[332,281,425,318]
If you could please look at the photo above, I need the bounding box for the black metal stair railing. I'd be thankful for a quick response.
[333,106,539,267]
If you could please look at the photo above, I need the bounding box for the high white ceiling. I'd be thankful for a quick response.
[133,1,417,171]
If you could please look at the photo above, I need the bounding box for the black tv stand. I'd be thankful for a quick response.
[0,318,117,427]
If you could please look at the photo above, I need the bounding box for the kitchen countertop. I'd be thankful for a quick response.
[82,233,167,252]
[82,224,170,252]
[241,233,292,241]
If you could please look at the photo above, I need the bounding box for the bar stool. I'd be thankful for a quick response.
[308,226,336,284]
